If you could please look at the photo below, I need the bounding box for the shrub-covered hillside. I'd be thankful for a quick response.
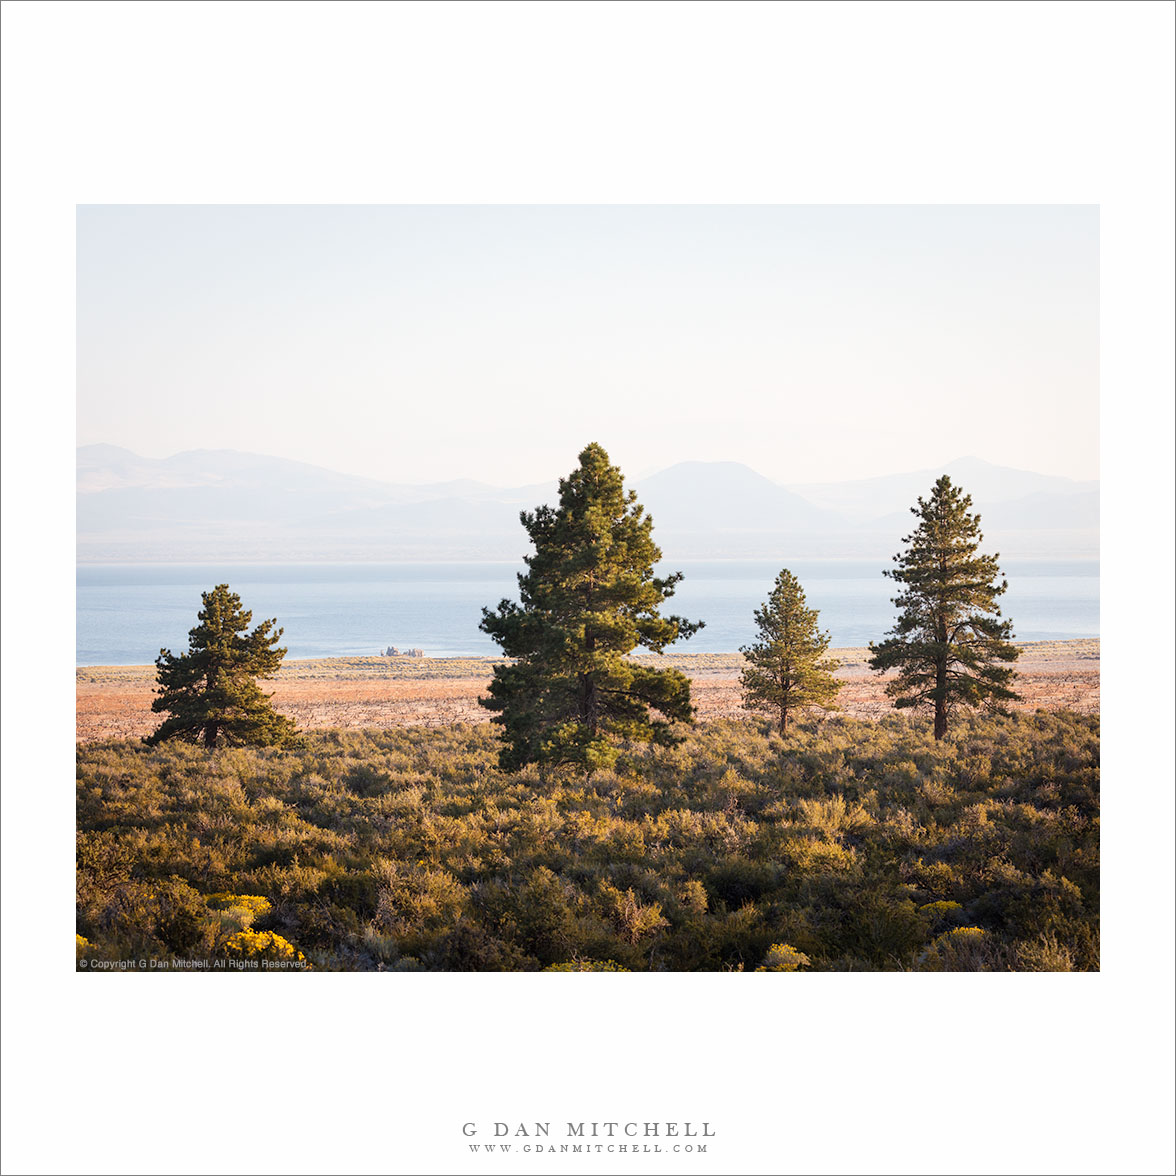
[76,711,1099,971]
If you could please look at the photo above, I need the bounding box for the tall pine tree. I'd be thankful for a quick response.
[145,584,298,750]
[868,476,1020,739]
[740,569,840,734]
[480,443,702,773]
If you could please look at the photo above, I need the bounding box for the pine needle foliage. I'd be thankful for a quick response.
[479,443,702,773]
[739,569,840,734]
[868,476,1020,739]
[145,584,298,750]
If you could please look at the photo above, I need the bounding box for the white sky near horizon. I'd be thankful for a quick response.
[77,204,1099,486]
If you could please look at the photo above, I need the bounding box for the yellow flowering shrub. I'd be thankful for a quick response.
[206,893,272,932]
[918,901,963,917]
[918,900,966,933]
[207,893,272,918]
[756,943,811,972]
[76,934,91,959]
[222,930,305,962]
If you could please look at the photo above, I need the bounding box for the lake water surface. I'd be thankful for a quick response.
[76,560,1100,666]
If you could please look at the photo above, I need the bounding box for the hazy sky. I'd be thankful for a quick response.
[77,205,1099,486]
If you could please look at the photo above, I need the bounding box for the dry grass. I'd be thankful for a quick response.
[75,654,508,686]
[76,640,1099,744]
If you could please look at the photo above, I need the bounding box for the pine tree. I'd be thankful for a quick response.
[868,476,1020,739]
[145,584,298,750]
[739,569,840,734]
[479,443,702,773]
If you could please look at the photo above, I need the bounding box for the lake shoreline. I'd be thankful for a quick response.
[76,637,1100,680]
[75,557,1100,666]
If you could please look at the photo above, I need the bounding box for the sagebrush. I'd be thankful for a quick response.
[76,710,1098,971]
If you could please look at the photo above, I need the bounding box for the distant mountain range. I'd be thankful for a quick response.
[785,456,1098,522]
[76,445,1099,562]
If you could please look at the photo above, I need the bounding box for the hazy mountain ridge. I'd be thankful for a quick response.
[634,461,840,535]
[76,446,1099,562]
[77,444,496,505]
[786,456,1099,523]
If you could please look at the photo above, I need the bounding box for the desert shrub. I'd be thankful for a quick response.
[316,872,381,919]
[373,862,470,945]
[705,859,781,907]
[756,943,811,972]
[918,900,966,934]
[794,795,873,837]
[780,837,858,874]
[599,883,669,945]
[916,927,1001,972]
[76,711,1098,971]
[1014,932,1075,971]
[544,960,630,972]
[816,891,930,966]
[222,930,305,963]
[79,876,216,959]
[679,880,709,915]
[206,893,272,929]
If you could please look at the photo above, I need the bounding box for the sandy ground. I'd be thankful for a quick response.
[76,640,1099,744]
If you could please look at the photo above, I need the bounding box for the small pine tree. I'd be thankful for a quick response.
[868,476,1020,739]
[145,584,298,750]
[479,443,702,773]
[739,569,840,734]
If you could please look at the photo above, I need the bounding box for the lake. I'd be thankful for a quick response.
[75,559,1100,666]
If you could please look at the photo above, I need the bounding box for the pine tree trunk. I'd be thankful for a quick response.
[582,631,598,738]
[779,707,787,736]
[934,645,948,738]
[934,595,948,740]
